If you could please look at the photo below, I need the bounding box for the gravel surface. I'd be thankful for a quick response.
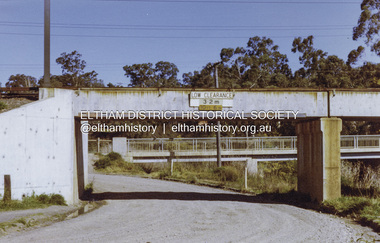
[1,174,379,243]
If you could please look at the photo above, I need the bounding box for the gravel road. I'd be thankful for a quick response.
[1,173,378,242]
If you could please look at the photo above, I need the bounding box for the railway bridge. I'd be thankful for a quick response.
[1,88,380,203]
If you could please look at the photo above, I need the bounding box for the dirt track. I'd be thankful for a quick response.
[1,174,379,242]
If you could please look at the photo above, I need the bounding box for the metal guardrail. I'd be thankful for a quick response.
[88,135,380,154]
[125,136,298,153]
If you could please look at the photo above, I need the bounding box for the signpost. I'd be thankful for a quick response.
[189,91,235,167]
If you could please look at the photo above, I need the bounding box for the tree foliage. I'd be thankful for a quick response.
[6,74,37,87]
[123,61,180,87]
[353,0,380,56]
[44,50,104,88]
[291,35,380,88]
[183,36,291,88]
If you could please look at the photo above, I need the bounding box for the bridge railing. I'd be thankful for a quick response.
[126,136,297,153]
[88,138,112,153]
[341,135,380,149]
[89,135,380,154]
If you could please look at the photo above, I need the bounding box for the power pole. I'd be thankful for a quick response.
[215,64,222,167]
[44,0,51,87]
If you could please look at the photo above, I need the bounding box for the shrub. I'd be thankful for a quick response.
[187,174,198,184]
[107,152,122,161]
[341,160,380,198]
[82,182,94,199]
[37,194,50,204]
[94,157,111,169]
[84,182,94,194]
[213,166,239,182]
[261,160,297,179]
[49,194,66,205]
[0,101,6,111]
[139,163,155,174]
[158,170,170,179]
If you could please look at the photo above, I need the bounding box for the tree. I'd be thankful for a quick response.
[350,62,380,87]
[182,63,215,88]
[123,61,180,87]
[6,74,37,87]
[184,36,292,88]
[292,35,353,88]
[353,0,380,56]
[52,51,104,88]
[154,61,180,87]
[291,35,327,84]
[347,46,365,66]
[107,82,124,88]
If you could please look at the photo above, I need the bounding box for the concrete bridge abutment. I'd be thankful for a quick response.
[296,118,342,202]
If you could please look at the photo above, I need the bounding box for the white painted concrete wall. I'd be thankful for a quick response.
[73,89,329,118]
[0,89,80,204]
[330,91,380,117]
[72,88,380,119]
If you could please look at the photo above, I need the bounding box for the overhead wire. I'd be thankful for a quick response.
[0,21,354,31]
[96,0,361,4]
[0,20,353,39]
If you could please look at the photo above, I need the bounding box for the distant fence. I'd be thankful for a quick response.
[89,135,380,154]
[0,87,39,100]
[89,138,112,154]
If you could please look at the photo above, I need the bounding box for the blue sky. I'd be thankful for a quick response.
[0,0,378,87]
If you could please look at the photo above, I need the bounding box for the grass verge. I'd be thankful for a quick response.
[0,193,66,212]
[321,197,380,232]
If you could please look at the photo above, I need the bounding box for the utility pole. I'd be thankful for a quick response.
[44,0,51,87]
[215,64,222,167]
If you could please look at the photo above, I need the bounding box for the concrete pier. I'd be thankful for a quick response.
[296,118,342,202]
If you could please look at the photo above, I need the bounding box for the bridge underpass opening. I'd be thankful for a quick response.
[62,87,380,203]
[75,116,272,198]
[75,116,343,203]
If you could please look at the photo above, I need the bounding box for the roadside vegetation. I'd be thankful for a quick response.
[0,101,7,111]
[93,152,379,232]
[0,193,66,211]
[321,161,380,232]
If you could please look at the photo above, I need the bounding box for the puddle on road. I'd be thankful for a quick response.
[65,201,105,220]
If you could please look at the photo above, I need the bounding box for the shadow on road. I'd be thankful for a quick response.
[83,191,312,206]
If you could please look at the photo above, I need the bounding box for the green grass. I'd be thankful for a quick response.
[321,197,380,231]
[0,193,66,212]
[325,161,380,231]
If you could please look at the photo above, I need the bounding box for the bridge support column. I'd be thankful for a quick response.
[296,118,342,202]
